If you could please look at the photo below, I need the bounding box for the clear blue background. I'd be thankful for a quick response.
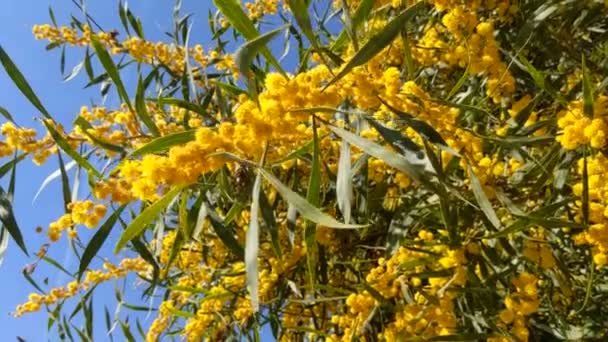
[0,1,216,339]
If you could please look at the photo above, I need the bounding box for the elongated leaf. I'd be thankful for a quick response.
[246,170,262,312]
[324,3,422,89]
[135,74,160,137]
[79,206,126,279]
[582,57,594,118]
[90,36,134,112]
[206,203,245,258]
[305,119,321,290]
[56,151,72,211]
[114,186,185,253]
[287,0,321,50]
[582,152,589,225]
[0,105,15,123]
[34,156,90,204]
[379,98,459,156]
[0,227,8,267]
[332,0,374,50]
[43,121,102,178]
[258,168,365,229]
[129,130,196,157]
[235,25,287,98]
[326,123,427,183]
[0,186,27,255]
[0,45,52,119]
[63,61,84,83]
[0,153,27,179]
[158,97,217,123]
[336,139,352,223]
[74,117,126,153]
[212,0,285,75]
[467,166,501,230]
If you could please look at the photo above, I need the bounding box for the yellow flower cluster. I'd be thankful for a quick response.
[327,239,466,341]
[47,201,107,241]
[245,0,278,20]
[572,153,608,266]
[490,272,539,342]
[557,95,608,150]
[0,122,55,164]
[15,258,147,317]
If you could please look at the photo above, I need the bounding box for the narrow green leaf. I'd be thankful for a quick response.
[324,2,423,89]
[326,123,426,183]
[129,129,196,157]
[206,204,245,258]
[79,206,126,279]
[258,168,365,229]
[0,153,27,179]
[0,186,27,255]
[114,186,185,253]
[43,120,102,178]
[332,0,374,51]
[305,119,321,291]
[287,0,322,50]
[582,151,589,225]
[56,151,72,212]
[0,45,52,119]
[235,25,287,99]
[135,74,160,136]
[582,56,594,118]
[158,97,217,123]
[467,166,501,230]
[212,0,286,75]
[0,226,8,267]
[90,35,134,112]
[246,169,262,312]
[0,105,15,123]
[74,117,126,153]
[336,139,352,223]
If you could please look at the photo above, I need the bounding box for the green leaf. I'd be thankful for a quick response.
[582,151,589,225]
[135,74,160,137]
[336,139,352,223]
[114,186,185,253]
[129,129,196,157]
[0,45,52,119]
[324,2,423,89]
[0,186,27,255]
[325,123,427,184]
[74,117,126,153]
[379,98,459,156]
[56,151,72,212]
[258,168,365,229]
[517,55,566,104]
[206,204,245,258]
[79,206,126,280]
[286,0,321,50]
[467,166,501,230]
[0,153,27,179]
[235,25,287,99]
[332,0,374,51]
[43,120,102,178]
[305,119,321,291]
[90,35,134,113]
[212,0,286,75]
[246,169,262,312]
[0,225,8,267]
[582,56,594,118]
[0,105,15,123]
[157,97,218,124]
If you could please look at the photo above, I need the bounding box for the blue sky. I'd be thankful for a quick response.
[0,0,216,339]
